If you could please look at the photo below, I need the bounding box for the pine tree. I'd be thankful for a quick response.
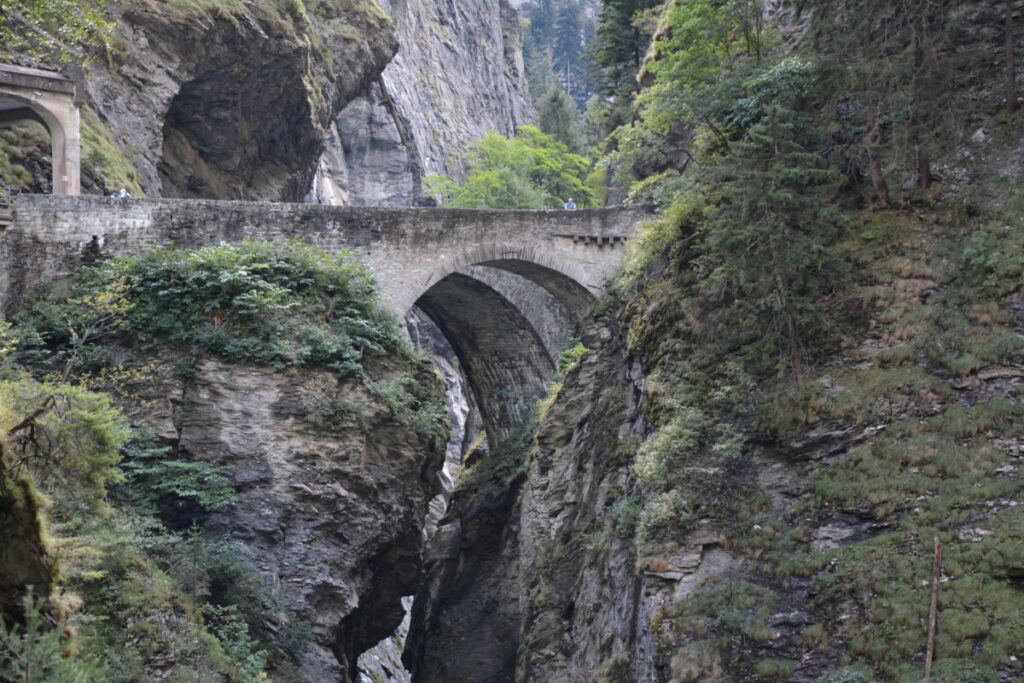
[538,84,584,152]
[811,0,955,194]
[698,105,848,380]
[585,0,661,132]
[553,2,584,95]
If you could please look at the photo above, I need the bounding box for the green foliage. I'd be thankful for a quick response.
[0,0,113,61]
[0,592,106,682]
[0,122,49,191]
[160,530,311,669]
[112,427,239,517]
[201,604,269,681]
[609,493,642,538]
[81,107,144,197]
[625,169,690,209]
[754,659,797,678]
[0,319,17,362]
[371,372,450,450]
[641,0,773,134]
[808,0,960,194]
[521,0,595,108]
[696,104,849,377]
[817,665,880,683]
[632,397,743,543]
[538,84,584,152]
[556,342,587,375]
[956,220,1024,300]
[426,126,594,209]
[665,577,779,673]
[65,514,238,681]
[585,0,661,133]
[14,240,403,379]
[457,421,537,504]
[0,378,128,516]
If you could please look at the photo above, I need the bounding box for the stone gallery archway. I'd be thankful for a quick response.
[0,64,81,195]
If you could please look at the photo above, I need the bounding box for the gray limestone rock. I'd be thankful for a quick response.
[311,0,535,207]
[127,354,446,682]
[81,0,398,201]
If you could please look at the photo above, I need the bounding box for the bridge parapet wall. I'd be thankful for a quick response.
[0,195,649,318]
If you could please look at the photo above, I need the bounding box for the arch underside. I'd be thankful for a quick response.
[415,272,557,442]
[413,255,597,442]
[477,259,594,320]
[0,86,75,195]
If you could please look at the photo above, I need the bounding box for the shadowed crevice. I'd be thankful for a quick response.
[415,272,554,442]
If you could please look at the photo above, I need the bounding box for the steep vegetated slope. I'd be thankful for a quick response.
[405,1,1024,681]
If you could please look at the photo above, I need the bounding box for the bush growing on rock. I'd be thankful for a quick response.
[14,239,405,379]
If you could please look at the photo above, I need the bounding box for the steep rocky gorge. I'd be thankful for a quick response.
[6,1,1024,681]
[402,191,1024,681]
[6,0,532,206]
[115,351,446,682]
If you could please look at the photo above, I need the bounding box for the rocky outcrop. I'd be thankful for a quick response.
[403,316,649,682]
[310,0,535,206]
[0,467,54,627]
[12,0,533,205]
[81,0,398,201]
[512,321,653,681]
[129,354,446,682]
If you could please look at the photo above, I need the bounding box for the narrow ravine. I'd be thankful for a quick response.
[357,311,475,683]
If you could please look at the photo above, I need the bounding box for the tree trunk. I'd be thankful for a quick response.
[913,10,933,190]
[918,147,932,190]
[1008,0,1018,113]
[924,536,942,681]
[772,258,803,386]
[866,109,892,207]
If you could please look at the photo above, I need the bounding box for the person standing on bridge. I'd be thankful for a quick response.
[564,197,577,210]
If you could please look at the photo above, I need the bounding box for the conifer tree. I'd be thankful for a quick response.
[699,105,848,380]
[586,0,660,132]
[538,84,584,152]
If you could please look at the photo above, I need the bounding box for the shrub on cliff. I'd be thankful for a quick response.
[14,239,404,379]
[0,378,128,516]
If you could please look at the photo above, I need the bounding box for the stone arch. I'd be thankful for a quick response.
[417,243,596,321]
[414,272,556,442]
[0,65,80,195]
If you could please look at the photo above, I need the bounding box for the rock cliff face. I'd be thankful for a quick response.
[11,0,531,206]
[81,0,397,201]
[309,0,535,206]
[405,201,1024,681]
[128,353,445,682]
[404,316,649,681]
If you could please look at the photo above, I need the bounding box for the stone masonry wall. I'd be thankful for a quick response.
[0,195,647,319]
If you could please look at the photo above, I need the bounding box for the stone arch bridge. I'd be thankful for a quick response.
[0,195,648,439]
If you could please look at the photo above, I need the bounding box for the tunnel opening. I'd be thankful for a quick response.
[158,61,321,201]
